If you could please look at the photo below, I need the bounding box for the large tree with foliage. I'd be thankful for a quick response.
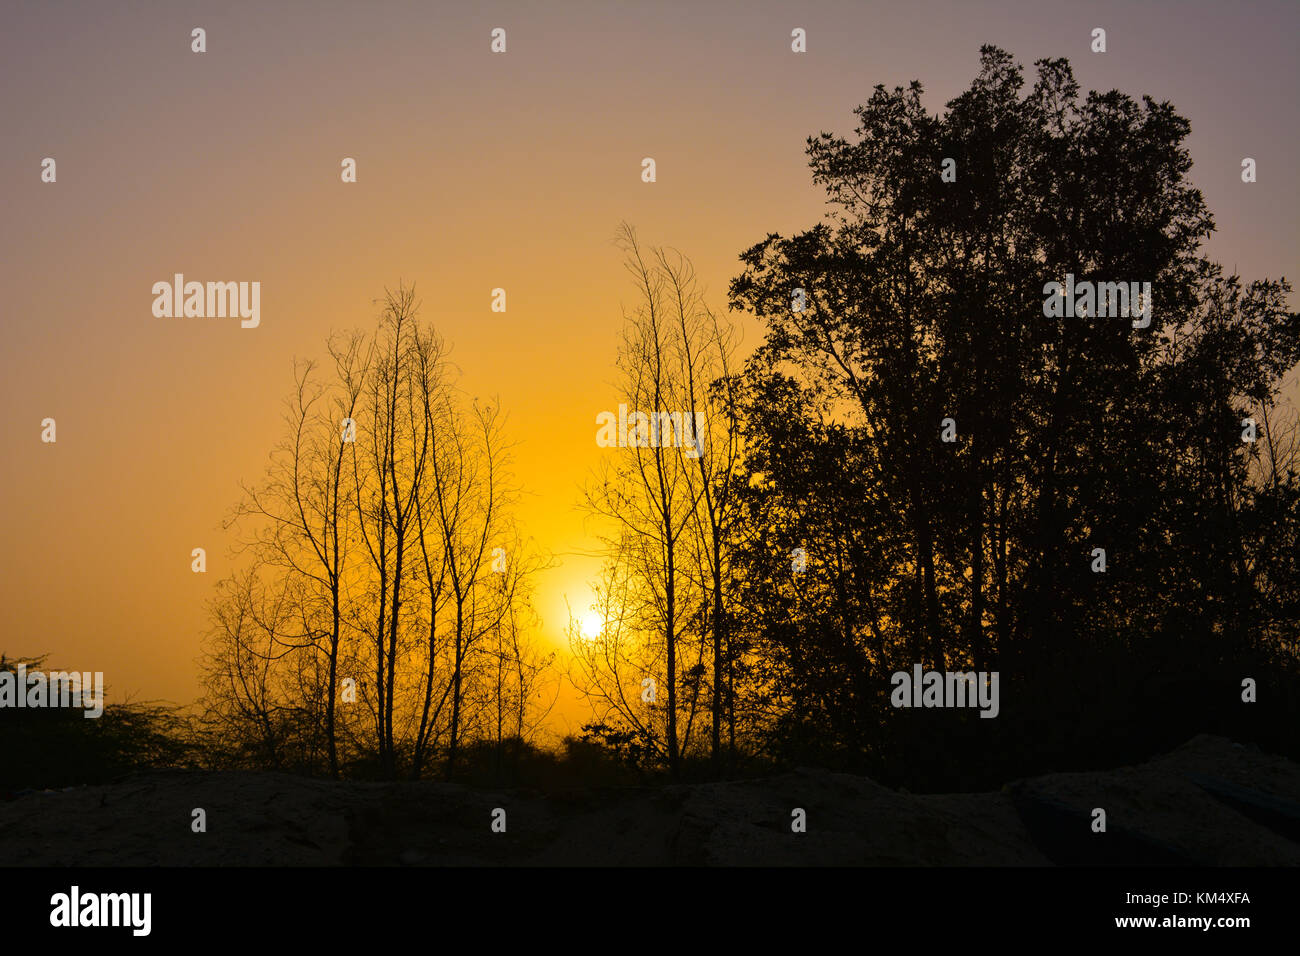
[727,47,1299,784]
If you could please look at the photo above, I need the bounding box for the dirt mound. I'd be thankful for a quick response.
[1,735,1295,866]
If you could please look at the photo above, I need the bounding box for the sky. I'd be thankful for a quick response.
[1,0,1296,739]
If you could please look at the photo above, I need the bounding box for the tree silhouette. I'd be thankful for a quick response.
[725,47,1299,783]
[198,287,550,779]
[574,225,744,777]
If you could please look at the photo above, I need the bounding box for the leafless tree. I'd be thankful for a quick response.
[577,225,743,776]
[200,285,550,779]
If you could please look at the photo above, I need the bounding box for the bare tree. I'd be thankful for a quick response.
[654,243,744,767]
[215,328,371,776]
[201,284,551,780]
[578,225,743,777]
[431,395,514,778]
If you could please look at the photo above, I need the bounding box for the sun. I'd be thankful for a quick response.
[578,611,604,640]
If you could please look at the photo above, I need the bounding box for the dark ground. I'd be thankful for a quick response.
[2,735,1297,866]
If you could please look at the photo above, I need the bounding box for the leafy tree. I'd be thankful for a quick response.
[727,47,1300,784]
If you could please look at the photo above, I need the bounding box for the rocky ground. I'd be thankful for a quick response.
[2,734,1297,866]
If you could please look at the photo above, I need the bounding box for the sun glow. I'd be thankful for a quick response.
[579,611,604,640]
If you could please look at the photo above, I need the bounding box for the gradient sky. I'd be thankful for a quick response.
[2,0,1296,739]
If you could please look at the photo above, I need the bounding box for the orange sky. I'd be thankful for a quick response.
[2,0,1296,740]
